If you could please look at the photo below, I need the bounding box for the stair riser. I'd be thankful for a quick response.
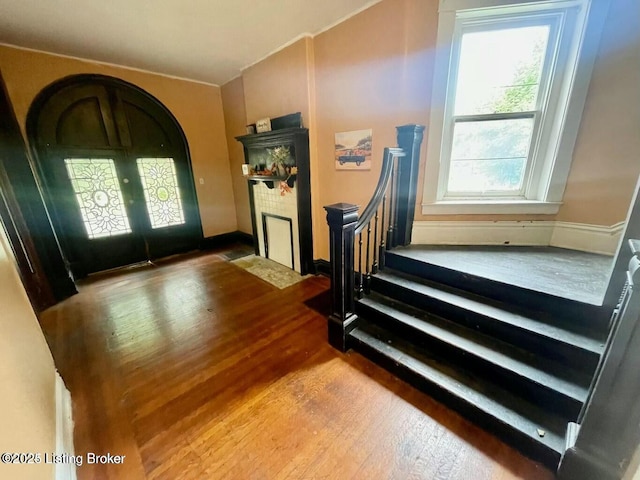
[356,301,583,419]
[370,276,600,375]
[384,252,609,336]
[349,334,561,469]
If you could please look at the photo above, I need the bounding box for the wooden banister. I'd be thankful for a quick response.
[355,148,405,235]
[324,124,425,351]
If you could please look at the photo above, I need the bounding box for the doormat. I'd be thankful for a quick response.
[231,255,311,289]
[220,245,254,261]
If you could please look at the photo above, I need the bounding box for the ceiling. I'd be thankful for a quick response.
[0,0,380,86]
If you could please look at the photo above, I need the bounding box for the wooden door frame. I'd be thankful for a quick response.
[26,74,203,276]
[0,70,76,307]
[0,162,56,310]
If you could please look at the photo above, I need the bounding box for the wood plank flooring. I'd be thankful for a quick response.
[39,248,555,479]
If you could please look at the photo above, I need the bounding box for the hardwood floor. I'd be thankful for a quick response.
[39,248,555,479]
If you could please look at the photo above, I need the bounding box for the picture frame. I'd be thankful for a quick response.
[335,129,373,170]
[256,118,272,133]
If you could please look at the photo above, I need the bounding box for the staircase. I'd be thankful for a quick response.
[323,124,612,470]
[348,248,608,468]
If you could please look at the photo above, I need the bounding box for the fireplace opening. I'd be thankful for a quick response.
[263,214,294,269]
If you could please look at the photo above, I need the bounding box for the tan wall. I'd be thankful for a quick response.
[242,37,313,126]
[0,44,236,238]
[238,37,321,252]
[0,227,55,480]
[312,0,639,258]
[313,0,421,259]
[221,76,252,234]
[556,0,640,225]
[221,0,638,260]
[221,0,561,260]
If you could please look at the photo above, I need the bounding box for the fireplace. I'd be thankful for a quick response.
[253,183,298,271]
[236,124,313,275]
[263,214,294,269]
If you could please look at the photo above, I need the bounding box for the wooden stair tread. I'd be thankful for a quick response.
[374,270,604,355]
[388,245,609,307]
[383,249,610,336]
[359,292,589,403]
[349,323,566,464]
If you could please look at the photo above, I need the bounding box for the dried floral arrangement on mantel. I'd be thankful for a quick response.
[245,146,298,195]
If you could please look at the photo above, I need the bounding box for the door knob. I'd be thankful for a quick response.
[123,178,130,184]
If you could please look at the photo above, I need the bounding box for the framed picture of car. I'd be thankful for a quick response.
[335,129,372,170]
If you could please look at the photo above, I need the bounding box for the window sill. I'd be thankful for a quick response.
[421,200,562,215]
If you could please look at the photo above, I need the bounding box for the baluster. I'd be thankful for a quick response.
[372,208,379,274]
[357,232,364,299]
[323,126,424,353]
[365,221,372,293]
[392,160,401,248]
[387,163,396,249]
[379,195,387,270]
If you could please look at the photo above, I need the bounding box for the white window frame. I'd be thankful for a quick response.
[422,0,611,215]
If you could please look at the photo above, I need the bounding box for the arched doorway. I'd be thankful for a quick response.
[27,75,202,277]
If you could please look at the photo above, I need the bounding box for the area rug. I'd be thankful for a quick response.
[220,245,254,261]
[231,255,311,289]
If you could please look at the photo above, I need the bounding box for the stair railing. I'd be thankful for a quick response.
[324,124,425,351]
[354,147,405,296]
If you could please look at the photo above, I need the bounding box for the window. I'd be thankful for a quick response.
[422,0,610,214]
[136,158,186,229]
[64,158,132,239]
[65,157,188,239]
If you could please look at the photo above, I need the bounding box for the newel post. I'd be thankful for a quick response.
[324,203,359,352]
[395,124,426,247]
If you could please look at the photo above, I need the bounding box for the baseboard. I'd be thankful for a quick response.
[235,231,254,245]
[411,221,555,247]
[200,231,254,249]
[411,220,623,255]
[314,259,331,277]
[55,372,76,480]
[550,221,624,255]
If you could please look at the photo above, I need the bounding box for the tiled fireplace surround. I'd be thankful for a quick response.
[252,182,301,273]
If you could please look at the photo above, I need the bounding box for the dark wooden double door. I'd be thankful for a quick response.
[30,76,202,277]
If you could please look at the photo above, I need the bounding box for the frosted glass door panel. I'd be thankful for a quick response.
[64,158,132,239]
[136,157,186,229]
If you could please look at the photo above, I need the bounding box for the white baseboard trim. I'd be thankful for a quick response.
[411,220,555,247]
[55,372,76,480]
[411,220,623,255]
[550,221,625,255]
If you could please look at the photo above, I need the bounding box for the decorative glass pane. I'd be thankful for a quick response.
[136,158,185,229]
[448,118,533,192]
[454,25,549,115]
[64,158,132,239]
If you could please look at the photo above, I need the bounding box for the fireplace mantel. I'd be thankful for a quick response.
[236,126,313,275]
